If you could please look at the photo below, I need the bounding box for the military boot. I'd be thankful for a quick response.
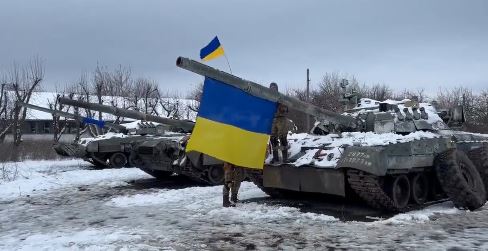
[282,149,288,163]
[223,184,234,207]
[223,194,231,207]
[231,193,238,204]
[272,149,280,164]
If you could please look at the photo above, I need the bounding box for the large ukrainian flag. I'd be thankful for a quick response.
[186,77,277,169]
[200,36,225,61]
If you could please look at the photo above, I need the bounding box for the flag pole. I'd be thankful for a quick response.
[223,53,233,74]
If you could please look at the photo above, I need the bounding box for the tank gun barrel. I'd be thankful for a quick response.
[176,57,357,129]
[57,98,195,133]
[17,101,127,132]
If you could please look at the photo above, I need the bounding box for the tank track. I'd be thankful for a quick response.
[347,169,400,212]
[178,162,217,185]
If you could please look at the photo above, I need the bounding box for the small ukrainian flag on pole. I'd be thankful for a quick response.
[200,36,225,62]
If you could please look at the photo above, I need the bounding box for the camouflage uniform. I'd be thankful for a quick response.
[271,104,289,163]
[222,162,246,207]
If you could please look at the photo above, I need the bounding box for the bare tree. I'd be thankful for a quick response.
[105,65,132,111]
[9,57,44,146]
[472,90,488,133]
[0,83,15,142]
[93,65,109,122]
[186,83,203,113]
[160,90,186,119]
[47,86,75,142]
[358,83,393,101]
[130,78,159,114]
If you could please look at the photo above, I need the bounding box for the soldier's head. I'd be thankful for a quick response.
[269,82,278,92]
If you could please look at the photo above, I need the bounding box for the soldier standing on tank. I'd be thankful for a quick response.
[269,82,289,164]
[222,162,246,207]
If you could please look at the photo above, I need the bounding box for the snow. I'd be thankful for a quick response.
[0,159,150,201]
[350,98,446,126]
[374,201,461,225]
[1,159,487,250]
[0,228,145,251]
[287,131,439,167]
[108,182,339,224]
[80,126,187,146]
[120,120,148,129]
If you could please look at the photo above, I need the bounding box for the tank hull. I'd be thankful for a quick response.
[255,134,488,211]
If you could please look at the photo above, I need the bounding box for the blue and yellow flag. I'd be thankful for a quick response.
[186,77,277,169]
[200,36,225,61]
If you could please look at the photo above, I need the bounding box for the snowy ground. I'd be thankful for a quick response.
[1,160,488,250]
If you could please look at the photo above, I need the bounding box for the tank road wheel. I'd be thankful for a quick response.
[109,152,128,168]
[128,153,144,168]
[435,149,486,210]
[410,173,429,205]
[468,145,488,199]
[386,175,411,209]
[206,165,224,185]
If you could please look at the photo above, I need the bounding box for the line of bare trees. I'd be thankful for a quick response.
[2,58,487,149]
[1,60,198,145]
[287,72,488,133]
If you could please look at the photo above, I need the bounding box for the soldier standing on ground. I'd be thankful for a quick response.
[269,82,289,164]
[222,162,245,207]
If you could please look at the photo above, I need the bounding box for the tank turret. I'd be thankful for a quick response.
[57,97,195,133]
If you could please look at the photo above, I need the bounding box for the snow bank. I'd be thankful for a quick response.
[373,201,461,225]
[0,159,150,200]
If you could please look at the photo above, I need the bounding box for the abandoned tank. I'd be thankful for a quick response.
[57,98,225,185]
[177,56,488,212]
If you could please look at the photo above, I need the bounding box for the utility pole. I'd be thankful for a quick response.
[306,68,310,131]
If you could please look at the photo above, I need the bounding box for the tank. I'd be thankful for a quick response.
[176,56,488,211]
[57,98,225,185]
[81,122,189,178]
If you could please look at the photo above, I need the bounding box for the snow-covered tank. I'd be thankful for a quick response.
[177,56,488,211]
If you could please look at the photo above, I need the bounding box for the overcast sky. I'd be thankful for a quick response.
[0,0,487,95]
